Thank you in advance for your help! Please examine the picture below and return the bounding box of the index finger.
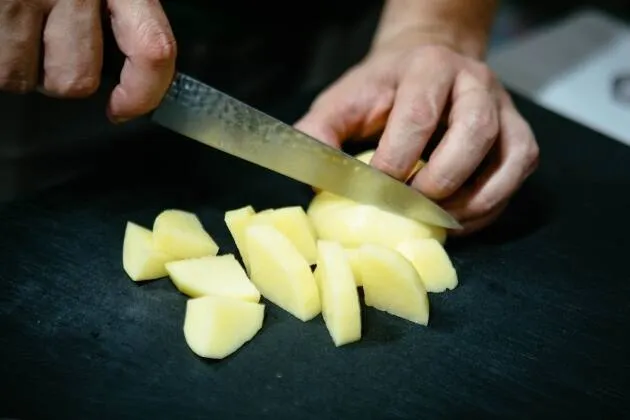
[106,0,177,122]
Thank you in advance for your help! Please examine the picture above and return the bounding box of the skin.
[0,0,177,122]
[0,0,539,235]
[295,0,540,235]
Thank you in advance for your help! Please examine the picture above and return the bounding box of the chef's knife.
[151,72,462,229]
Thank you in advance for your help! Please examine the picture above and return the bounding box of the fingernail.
[106,109,131,125]
[113,117,131,125]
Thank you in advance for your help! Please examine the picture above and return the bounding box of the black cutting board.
[1,92,629,419]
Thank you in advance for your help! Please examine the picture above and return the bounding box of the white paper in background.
[535,35,630,146]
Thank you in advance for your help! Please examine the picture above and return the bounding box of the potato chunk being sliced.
[355,149,425,181]
[314,241,361,347]
[224,205,256,271]
[344,248,363,287]
[396,238,458,293]
[183,295,265,359]
[307,191,446,249]
[358,244,429,326]
[249,206,318,265]
[165,254,261,302]
[122,222,176,281]
[246,224,321,321]
[153,209,219,259]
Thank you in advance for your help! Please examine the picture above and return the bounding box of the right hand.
[0,0,177,123]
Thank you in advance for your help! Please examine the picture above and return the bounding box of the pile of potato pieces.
[122,152,459,360]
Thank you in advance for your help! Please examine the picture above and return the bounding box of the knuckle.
[472,64,497,86]
[137,22,177,65]
[0,78,34,94]
[3,0,41,14]
[470,194,496,218]
[371,153,408,180]
[426,170,460,198]
[461,107,498,140]
[0,69,36,94]
[405,96,440,132]
[415,45,452,64]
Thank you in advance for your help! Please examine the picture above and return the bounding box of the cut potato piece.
[183,295,264,359]
[248,206,318,265]
[307,191,446,249]
[355,149,425,181]
[344,248,363,287]
[354,150,375,164]
[224,205,256,271]
[165,254,260,302]
[122,222,176,281]
[314,241,361,346]
[307,149,442,248]
[153,209,219,259]
[396,238,458,293]
[358,244,429,326]
[246,224,321,321]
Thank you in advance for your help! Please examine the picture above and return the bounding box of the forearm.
[371,0,499,59]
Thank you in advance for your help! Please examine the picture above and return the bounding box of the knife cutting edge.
[151,72,462,230]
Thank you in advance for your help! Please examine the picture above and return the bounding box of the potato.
[354,150,376,164]
[355,149,425,181]
[358,244,429,326]
[344,248,363,287]
[246,224,321,322]
[396,238,458,293]
[307,191,446,249]
[122,222,176,281]
[224,205,256,271]
[307,148,443,249]
[165,254,261,302]
[248,206,318,265]
[183,295,265,359]
[314,241,362,346]
[153,209,219,259]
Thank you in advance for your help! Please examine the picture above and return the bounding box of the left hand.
[295,38,540,235]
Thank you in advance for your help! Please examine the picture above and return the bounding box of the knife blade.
[151,72,462,229]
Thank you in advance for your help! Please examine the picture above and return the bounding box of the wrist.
[370,0,497,60]
[371,26,489,60]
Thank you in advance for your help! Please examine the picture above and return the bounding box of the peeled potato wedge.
[248,206,318,265]
[183,295,265,359]
[344,248,363,287]
[122,222,176,281]
[314,240,362,347]
[307,191,446,249]
[153,209,219,259]
[165,254,261,302]
[355,150,425,181]
[358,244,430,326]
[396,238,458,293]
[224,205,256,271]
[246,224,321,322]
[308,148,443,249]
